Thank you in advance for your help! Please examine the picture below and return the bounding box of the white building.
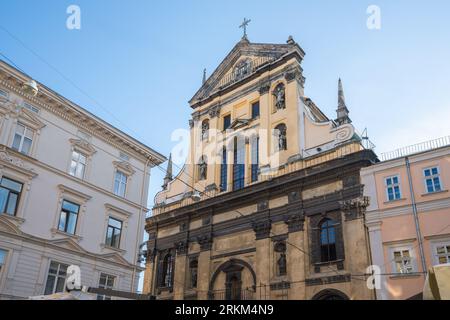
[0,61,165,299]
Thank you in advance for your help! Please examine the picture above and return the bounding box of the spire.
[162,153,173,190]
[202,68,207,85]
[336,78,351,125]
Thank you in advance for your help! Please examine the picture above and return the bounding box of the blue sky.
[1,1,450,289]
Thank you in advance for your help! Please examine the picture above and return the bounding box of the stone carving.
[0,151,34,173]
[175,241,188,255]
[257,200,269,212]
[277,253,287,276]
[201,120,209,140]
[284,213,305,233]
[199,157,207,180]
[288,191,300,203]
[197,235,212,251]
[273,84,286,110]
[208,104,221,118]
[252,220,272,240]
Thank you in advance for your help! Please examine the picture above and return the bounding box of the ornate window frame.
[111,161,135,199]
[8,108,45,158]
[100,203,131,254]
[67,139,96,181]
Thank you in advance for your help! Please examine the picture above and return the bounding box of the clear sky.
[1,0,450,290]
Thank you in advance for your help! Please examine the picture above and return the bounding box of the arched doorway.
[312,289,349,300]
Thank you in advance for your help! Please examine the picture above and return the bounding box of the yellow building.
[143,35,378,300]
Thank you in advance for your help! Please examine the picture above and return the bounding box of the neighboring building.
[0,60,165,299]
[143,35,378,300]
[362,137,450,300]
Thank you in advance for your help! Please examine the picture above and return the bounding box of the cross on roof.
[239,18,251,39]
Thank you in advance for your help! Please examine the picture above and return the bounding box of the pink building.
[362,137,450,300]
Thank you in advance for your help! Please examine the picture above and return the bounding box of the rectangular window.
[233,138,245,191]
[251,136,259,182]
[251,101,260,119]
[23,102,39,113]
[97,273,115,300]
[435,243,450,265]
[393,249,414,274]
[69,150,87,179]
[386,176,401,201]
[424,167,442,193]
[0,177,23,216]
[114,171,127,197]
[0,249,7,275]
[0,89,8,98]
[106,217,122,248]
[44,262,68,295]
[58,200,80,235]
[220,148,227,192]
[223,115,231,131]
[11,123,34,156]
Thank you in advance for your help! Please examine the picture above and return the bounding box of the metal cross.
[239,18,251,39]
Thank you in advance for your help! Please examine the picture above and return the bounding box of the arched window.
[189,259,198,288]
[272,83,286,110]
[161,253,174,288]
[274,124,287,151]
[320,219,337,262]
[201,120,209,141]
[198,156,207,181]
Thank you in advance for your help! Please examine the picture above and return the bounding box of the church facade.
[143,35,378,300]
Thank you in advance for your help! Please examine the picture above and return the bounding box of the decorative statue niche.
[275,123,287,151]
[273,83,286,110]
[198,156,208,181]
[201,119,209,141]
[274,241,287,276]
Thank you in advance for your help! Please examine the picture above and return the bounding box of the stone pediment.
[17,107,46,130]
[229,118,251,130]
[190,39,305,106]
[99,252,131,266]
[0,214,23,235]
[49,238,87,254]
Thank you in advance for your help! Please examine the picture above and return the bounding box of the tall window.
[223,115,231,131]
[97,273,116,300]
[160,253,174,288]
[220,147,227,192]
[320,219,337,262]
[58,200,80,235]
[251,101,260,119]
[114,171,127,197]
[386,176,401,201]
[106,217,122,248]
[189,259,198,288]
[44,262,68,295]
[233,138,245,191]
[0,177,23,216]
[69,150,87,179]
[11,123,34,155]
[393,249,414,274]
[434,243,450,265]
[0,249,7,275]
[251,136,259,183]
[274,124,287,151]
[424,167,442,193]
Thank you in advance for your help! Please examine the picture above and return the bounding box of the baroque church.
[143,32,378,300]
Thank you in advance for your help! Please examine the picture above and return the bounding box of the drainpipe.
[405,157,427,275]
[131,156,151,293]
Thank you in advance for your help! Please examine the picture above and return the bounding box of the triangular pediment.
[229,118,251,130]
[18,107,46,130]
[99,252,131,266]
[190,38,304,106]
[0,215,23,235]
[50,238,87,254]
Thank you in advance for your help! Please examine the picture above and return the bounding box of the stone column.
[142,254,156,295]
[173,241,188,300]
[252,220,272,300]
[367,221,388,300]
[285,213,306,299]
[196,235,212,300]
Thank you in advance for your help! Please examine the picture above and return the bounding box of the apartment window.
[69,150,87,179]
[251,136,259,182]
[0,249,7,275]
[424,167,442,193]
[386,176,401,201]
[114,171,127,197]
[0,177,23,216]
[44,262,68,295]
[97,273,115,300]
[251,101,260,119]
[0,89,8,98]
[393,249,414,274]
[58,200,80,235]
[320,219,337,263]
[106,217,122,248]
[232,137,245,191]
[220,147,227,192]
[23,102,39,113]
[434,242,450,265]
[223,115,231,131]
[11,123,34,155]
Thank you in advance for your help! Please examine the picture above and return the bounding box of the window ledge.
[314,259,344,267]
[50,228,82,241]
[0,213,25,224]
[383,198,407,204]
[422,190,448,197]
[100,243,126,255]
[389,273,423,280]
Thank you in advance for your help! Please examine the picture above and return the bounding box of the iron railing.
[379,136,450,162]
[209,288,255,301]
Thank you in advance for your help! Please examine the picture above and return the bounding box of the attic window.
[0,89,8,98]
[23,102,39,113]
[234,59,251,80]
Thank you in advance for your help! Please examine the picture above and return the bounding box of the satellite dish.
[191,191,201,202]
[23,79,38,97]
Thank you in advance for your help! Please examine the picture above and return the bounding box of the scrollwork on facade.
[284,213,305,233]
[197,235,213,251]
[252,220,272,240]
[339,196,370,221]
[174,241,188,255]
[208,103,221,118]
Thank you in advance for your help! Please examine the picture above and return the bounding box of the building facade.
[362,137,450,300]
[143,36,378,300]
[0,61,165,299]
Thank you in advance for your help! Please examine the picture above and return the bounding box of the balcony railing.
[209,288,255,301]
[379,136,450,162]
